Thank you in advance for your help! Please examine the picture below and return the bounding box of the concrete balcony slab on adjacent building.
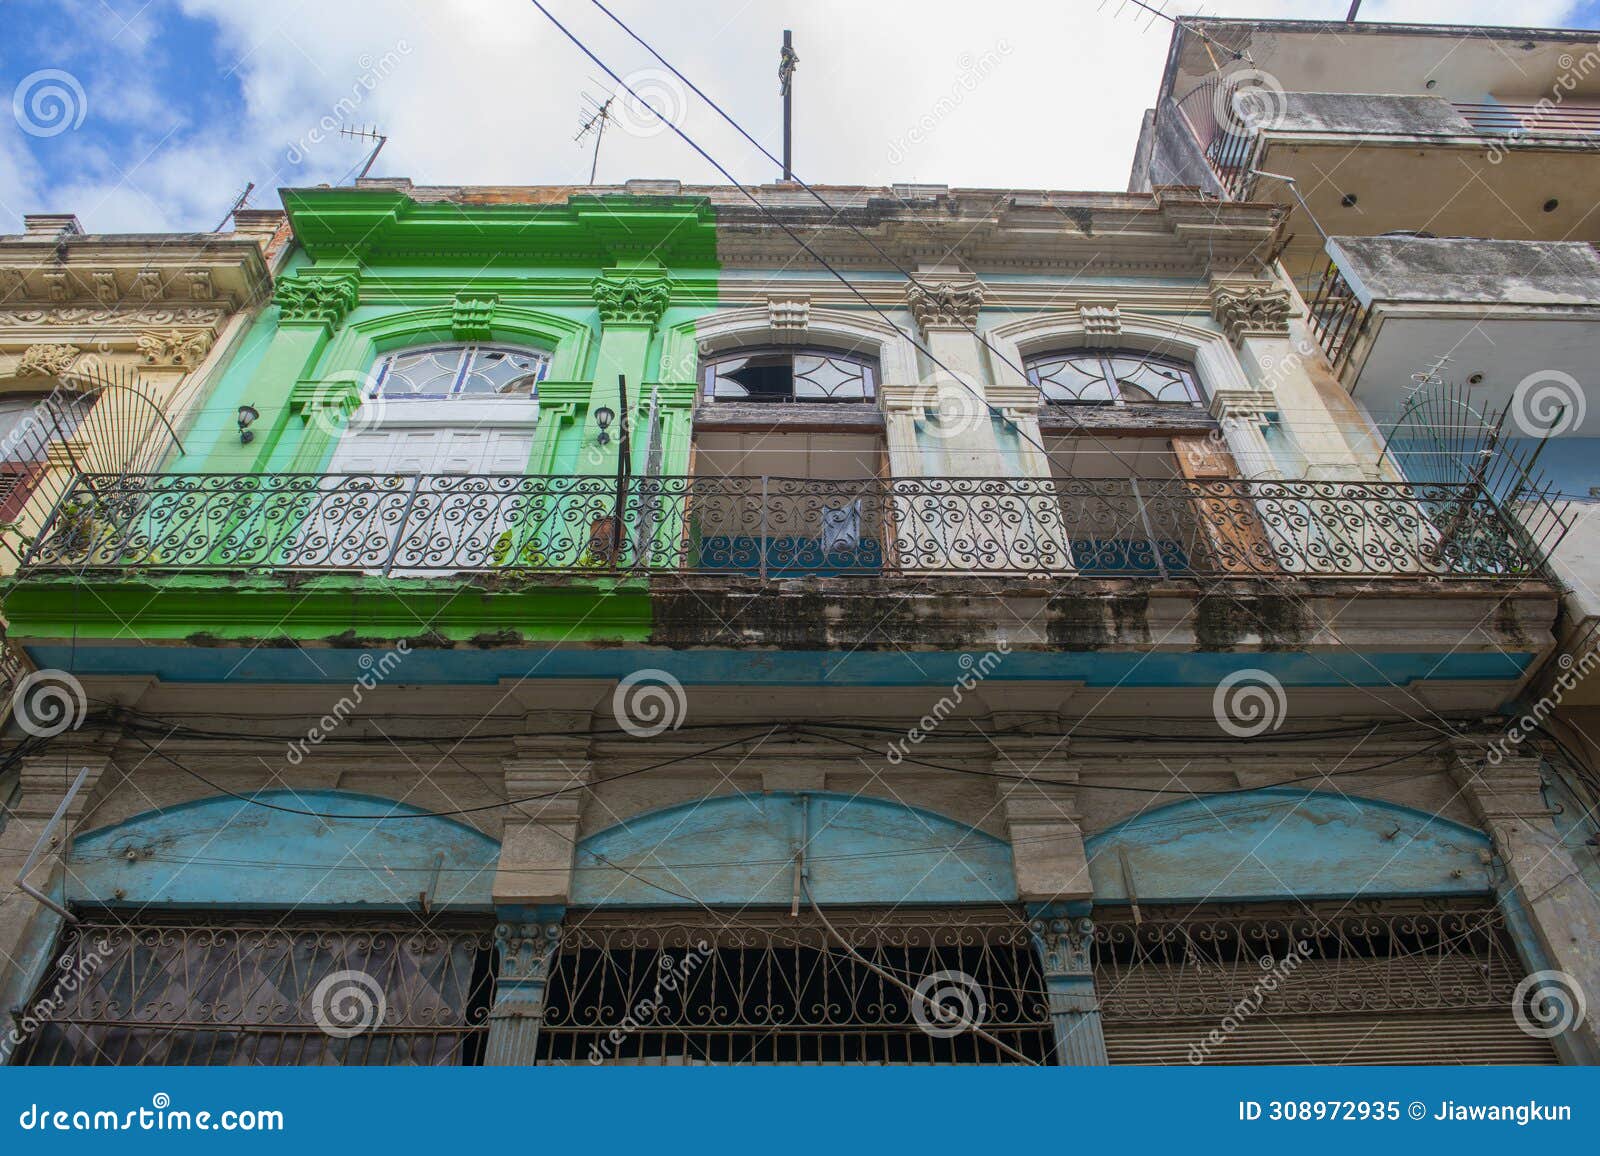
[1308,234,1600,424]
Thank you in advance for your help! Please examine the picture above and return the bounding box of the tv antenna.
[338,125,389,181]
[575,90,616,185]
[212,181,255,233]
[778,30,797,181]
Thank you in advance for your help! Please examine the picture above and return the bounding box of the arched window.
[369,344,550,401]
[702,347,878,403]
[1025,349,1202,407]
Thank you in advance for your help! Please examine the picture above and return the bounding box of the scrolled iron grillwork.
[537,910,1052,1065]
[1092,900,1524,1023]
[22,471,1548,580]
[10,916,496,1066]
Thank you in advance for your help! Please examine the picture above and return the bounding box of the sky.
[2,0,1599,234]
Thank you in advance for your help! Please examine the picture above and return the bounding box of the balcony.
[16,471,1552,583]
[1307,234,1600,422]
[1169,79,1600,268]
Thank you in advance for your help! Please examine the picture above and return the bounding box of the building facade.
[1,17,1597,1067]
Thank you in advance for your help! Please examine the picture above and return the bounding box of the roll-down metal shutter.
[1094,901,1559,1065]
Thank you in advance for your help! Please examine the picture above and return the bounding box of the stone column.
[585,267,671,479]
[1450,741,1600,1064]
[483,913,564,1065]
[905,276,997,478]
[1029,905,1108,1066]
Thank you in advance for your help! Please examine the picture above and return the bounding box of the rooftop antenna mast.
[779,30,798,181]
[212,181,255,233]
[575,90,617,185]
[338,125,389,181]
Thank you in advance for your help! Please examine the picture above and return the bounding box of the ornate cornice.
[906,279,985,330]
[592,274,670,327]
[1210,283,1293,347]
[273,272,360,330]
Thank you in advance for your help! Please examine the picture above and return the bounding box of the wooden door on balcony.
[314,423,536,573]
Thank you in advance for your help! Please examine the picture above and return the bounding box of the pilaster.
[1029,905,1108,1065]
[491,735,590,906]
[1449,740,1600,1063]
[483,911,564,1065]
[993,744,1090,902]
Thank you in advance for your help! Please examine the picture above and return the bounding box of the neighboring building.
[1,21,1597,1068]
[0,209,286,727]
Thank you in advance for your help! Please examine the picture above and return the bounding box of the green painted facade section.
[7,189,724,644]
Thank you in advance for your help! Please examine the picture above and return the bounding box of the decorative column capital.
[452,292,498,342]
[592,274,671,327]
[1029,913,1096,978]
[494,919,564,985]
[273,272,359,330]
[1209,282,1292,347]
[906,278,985,330]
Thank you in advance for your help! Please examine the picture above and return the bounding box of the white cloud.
[8,0,1587,231]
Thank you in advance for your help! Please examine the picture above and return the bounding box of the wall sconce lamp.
[593,405,614,445]
[237,403,259,444]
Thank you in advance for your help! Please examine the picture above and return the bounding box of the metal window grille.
[536,909,1053,1065]
[9,916,496,1066]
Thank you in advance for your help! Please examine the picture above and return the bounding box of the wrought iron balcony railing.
[20,472,1550,583]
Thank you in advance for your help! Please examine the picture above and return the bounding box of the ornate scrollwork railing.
[536,909,1052,1065]
[19,471,1546,581]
